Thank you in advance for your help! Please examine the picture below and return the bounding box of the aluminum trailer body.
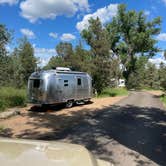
[28,68,92,107]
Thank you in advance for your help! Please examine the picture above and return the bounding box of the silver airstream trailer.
[28,67,92,107]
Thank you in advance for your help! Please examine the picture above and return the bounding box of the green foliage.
[0,32,37,88]
[106,4,161,85]
[161,94,166,106]
[81,17,111,93]
[144,62,160,89]
[44,56,65,69]
[44,41,93,74]
[18,37,37,83]
[126,58,161,90]
[98,88,128,97]
[10,48,25,87]
[0,87,27,112]
[71,43,93,72]
[159,63,166,91]
[0,24,11,56]
[0,24,12,86]
[126,56,148,89]
[164,50,166,60]
[0,125,5,132]
[0,56,13,86]
[56,42,73,60]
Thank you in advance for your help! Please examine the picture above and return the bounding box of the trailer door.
[76,76,84,99]
[57,76,74,102]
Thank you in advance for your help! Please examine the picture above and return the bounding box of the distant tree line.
[0,24,36,88]
[0,4,166,93]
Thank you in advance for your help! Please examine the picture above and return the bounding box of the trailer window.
[33,79,40,88]
[64,80,68,87]
[77,78,82,86]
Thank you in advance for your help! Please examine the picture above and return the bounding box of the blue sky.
[0,0,166,66]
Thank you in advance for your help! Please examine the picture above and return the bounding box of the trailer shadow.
[1,104,166,165]
[28,101,94,112]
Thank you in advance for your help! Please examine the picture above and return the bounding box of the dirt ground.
[0,96,125,139]
[0,91,165,166]
[144,90,164,96]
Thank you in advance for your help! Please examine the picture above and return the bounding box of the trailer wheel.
[66,100,73,108]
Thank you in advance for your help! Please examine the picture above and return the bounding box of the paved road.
[41,91,166,166]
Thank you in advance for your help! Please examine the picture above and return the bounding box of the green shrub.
[0,100,7,111]
[161,94,166,106]
[0,125,5,132]
[98,87,128,98]
[0,87,27,112]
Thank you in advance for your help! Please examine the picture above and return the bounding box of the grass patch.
[160,94,166,107]
[0,87,27,112]
[0,125,5,132]
[98,87,128,98]
[143,87,161,91]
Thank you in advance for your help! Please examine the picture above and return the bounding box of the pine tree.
[0,24,11,86]
[159,62,166,91]
[18,37,37,84]
[81,17,111,93]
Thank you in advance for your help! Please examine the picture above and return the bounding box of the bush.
[0,87,27,112]
[161,94,166,106]
[98,87,128,98]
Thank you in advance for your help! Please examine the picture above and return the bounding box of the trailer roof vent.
[56,67,71,71]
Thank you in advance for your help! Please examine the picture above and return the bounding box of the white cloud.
[60,33,76,41]
[149,51,166,67]
[149,57,166,67]
[156,33,166,41]
[162,0,166,5]
[49,32,58,39]
[144,10,150,16]
[0,0,18,5]
[37,58,50,67]
[76,3,118,32]
[20,28,35,39]
[34,47,57,67]
[20,0,89,23]
[34,47,56,56]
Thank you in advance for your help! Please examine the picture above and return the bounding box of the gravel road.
[50,91,166,166]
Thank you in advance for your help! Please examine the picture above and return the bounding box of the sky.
[0,0,166,67]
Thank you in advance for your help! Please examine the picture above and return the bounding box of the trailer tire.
[66,100,74,108]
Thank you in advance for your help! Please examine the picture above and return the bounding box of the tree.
[44,56,66,70]
[127,56,148,89]
[159,62,166,91]
[10,48,25,87]
[71,41,93,72]
[18,37,37,83]
[144,62,159,89]
[52,42,74,68]
[56,42,73,61]
[0,24,12,86]
[0,24,11,56]
[106,4,161,88]
[81,17,111,93]
[45,41,93,73]
[164,50,166,60]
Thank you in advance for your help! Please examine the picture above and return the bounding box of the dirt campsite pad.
[0,96,125,139]
[144,90,164,96]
